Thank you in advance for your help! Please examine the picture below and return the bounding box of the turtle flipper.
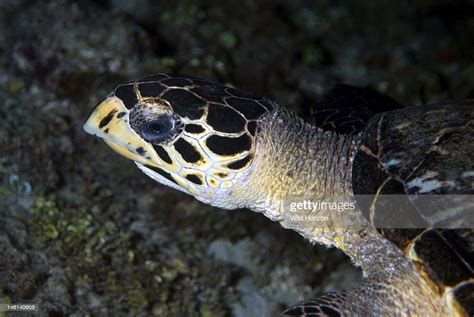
[282,291,351,317]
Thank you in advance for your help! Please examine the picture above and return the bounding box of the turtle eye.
[141,117,175,143]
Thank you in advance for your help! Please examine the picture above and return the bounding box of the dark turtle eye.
[141,117,176,143]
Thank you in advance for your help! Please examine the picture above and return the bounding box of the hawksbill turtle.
[83,73,473,316]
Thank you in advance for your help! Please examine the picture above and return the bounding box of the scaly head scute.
[84,73,274,205]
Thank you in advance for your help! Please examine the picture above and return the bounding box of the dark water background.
[0,1,473,316]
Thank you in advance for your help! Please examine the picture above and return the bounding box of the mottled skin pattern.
[84,73,473,316]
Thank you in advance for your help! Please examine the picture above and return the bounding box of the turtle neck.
[233,107,416,277]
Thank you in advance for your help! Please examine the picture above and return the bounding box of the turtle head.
[84,74,274,208]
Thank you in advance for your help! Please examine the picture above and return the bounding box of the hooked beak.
[83,96,161,167]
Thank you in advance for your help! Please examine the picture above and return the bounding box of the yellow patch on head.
[83,96,162,168]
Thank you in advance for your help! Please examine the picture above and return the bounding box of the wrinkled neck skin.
[237,107,401,274]
[230,107,444,315]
